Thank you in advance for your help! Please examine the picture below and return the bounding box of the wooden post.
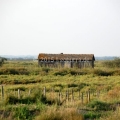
[18,89,20,99]
[65,90,67,102]
[60,91,62,99]
[14,89,16,96]
[28,89,31,96]
[58,90,61,105]
[88,90,90,102]
[78,89,80,100]
[71,89,74,102]
[97,90,100,98]
[1,86,4,100]
[43,87,46,97]
[86,91,88,98]
[66,90,69,102]
[67,90,69,101]
[92,90,95,96]
[81,92,83,104]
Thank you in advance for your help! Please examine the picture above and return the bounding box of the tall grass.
[0,60,120,119]
[35,107,84,120]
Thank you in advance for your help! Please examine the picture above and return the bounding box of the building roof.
[38,53,95,61]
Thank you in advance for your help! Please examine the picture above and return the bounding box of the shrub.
[0,68,29,75]
[87,100,112,111]
[93,69,113,76]
[54,70,68,76]
[84,111,101,119]
[13,106,33,120]
[69,70,87,75]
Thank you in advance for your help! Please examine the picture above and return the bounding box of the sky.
[0,0,120,56]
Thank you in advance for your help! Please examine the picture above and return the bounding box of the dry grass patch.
[35,107,84,120]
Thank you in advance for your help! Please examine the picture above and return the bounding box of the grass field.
[0,60,120,120]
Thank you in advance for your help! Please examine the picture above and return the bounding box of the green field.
[0,60,120,120]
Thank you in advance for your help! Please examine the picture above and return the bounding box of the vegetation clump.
[87,100,115,111]
[103,57,120,68]
[93,69,113,76]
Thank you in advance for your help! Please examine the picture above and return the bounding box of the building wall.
[38,60,94,68]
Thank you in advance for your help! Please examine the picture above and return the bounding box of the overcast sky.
[0,0,120,56]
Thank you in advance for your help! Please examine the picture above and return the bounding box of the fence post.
[81,92,83,104]
[28,89,31,96]
[58,90,61,105]
[43,87,46,97]
[88,90,90,102]
[66,90,69,102]
[1,85,4,100]
[14,89,16,96]
[71,89,74,102]
[67,90,69,101]
[18,89,20,99]
[92,90,95,96]
[97,90,100,98]
[78,89,80,100]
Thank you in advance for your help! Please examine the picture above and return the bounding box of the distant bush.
[93,69,113,76]
[54,69,88,76]
[0,68,29,75]
[103,58,120,68]
[69,70,87,75]
[54,69,68,76]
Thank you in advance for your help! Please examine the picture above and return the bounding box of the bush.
[54,70,68,76]
[87,100,112,111]
[13,106,33,120]
[0,68,29,75]
[69,70,87,75]
[93,69,113,76]
[84,111,101,119]
[54,69,88,76]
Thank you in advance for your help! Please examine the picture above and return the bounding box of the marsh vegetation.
[0,59,120,120]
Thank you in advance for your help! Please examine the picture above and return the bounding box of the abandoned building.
[38,53,95,68]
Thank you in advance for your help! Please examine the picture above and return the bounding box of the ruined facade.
[38,53,95,68]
